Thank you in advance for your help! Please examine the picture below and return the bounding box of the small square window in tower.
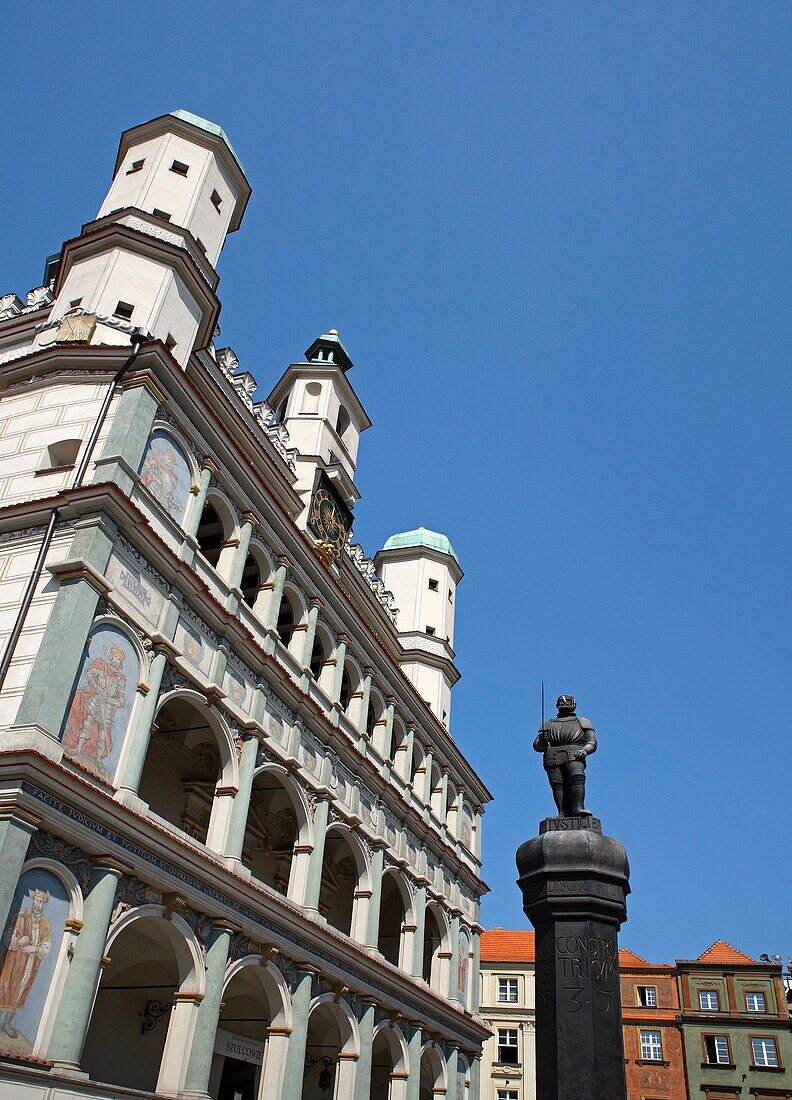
[170,159,189,176]
[211,189,223,212]
[428,578,438,591]
[113,301,134,320]
[126,158,145,174]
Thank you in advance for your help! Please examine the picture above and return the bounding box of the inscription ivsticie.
[540,815,602,834]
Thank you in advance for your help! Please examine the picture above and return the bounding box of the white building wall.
[0,381,108,506]
[0,528,74,727]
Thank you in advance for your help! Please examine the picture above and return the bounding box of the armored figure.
[533,694,597,816]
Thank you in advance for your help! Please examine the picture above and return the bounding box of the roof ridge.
[698,939,755,963]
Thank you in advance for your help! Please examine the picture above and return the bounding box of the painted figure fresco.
[0,868,69,1056]
[457,928,470,1005]
[62,626,138,782]
[138,430,192,523]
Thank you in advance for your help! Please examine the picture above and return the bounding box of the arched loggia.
[377,870,410,968]
[318,826,369,940]
[371,1022,409,1100]
[81,907,204,1095]
[241,766,311,901]
[138,692,236,851]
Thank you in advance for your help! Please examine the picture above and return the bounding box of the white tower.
[267,330,371,521]
[375,528,463,727]
[36,110,251,365]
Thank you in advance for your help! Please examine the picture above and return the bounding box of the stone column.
[471,929,481,1012]
[115,647,169,797]
[299,598,322,691]
[357,668,373,745]
[353,998,377,1100]
[445,1043,460,1100]
[448,913,461,1003]
[265,558,289,629]
[364,845,386,949]
[421,750,434,806]
[405,1023,423,1100]
[516,815,630,1100]
[468,1056,481,1100]
[279,965,317,1100]
[302,797,330,912]
[329,635,349,706]
[398,725,415,783]
[225,515,255,593]
[92,377,162,494]
[223,732,260,864]
[184,460,216,540]
[374,696,396,762]
[182,918,237,1095]
[13,525,113,737]
[47,857,128,1071]
[411,885,427,978]
[0,807,40,935]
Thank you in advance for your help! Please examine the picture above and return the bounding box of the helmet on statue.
[556,694,576,712]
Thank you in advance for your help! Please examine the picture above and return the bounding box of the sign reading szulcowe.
[213,1028,264,1065]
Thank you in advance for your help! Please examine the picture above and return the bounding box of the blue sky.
[1,3,790,966]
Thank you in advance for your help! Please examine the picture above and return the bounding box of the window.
[704,1035,731,1065]
[751,1036,779,1067]
[699,990,720,1011]
[497,1092,519,1100]
[113,301,134,320]
[38,438,81,473]
[746,991,767,1013]
[69,297,82,308]
[448,587,453,602]
[497,1029,518,1064]
[639,1030,663,1061]
[425,625,436,636]
[126,158,145,174]
[152,208,171,222]
[165,333,177,352]
[428,578,438,591]
[637,985,657,1007]
[170,159,189,176]
[210,188,222,212]
[498,977,519,1003]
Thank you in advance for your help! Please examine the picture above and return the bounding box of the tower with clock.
[267,329,370,562]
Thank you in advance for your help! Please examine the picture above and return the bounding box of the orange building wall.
[620,963,688,1100]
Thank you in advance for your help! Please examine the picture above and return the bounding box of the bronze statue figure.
[533,694,597,816]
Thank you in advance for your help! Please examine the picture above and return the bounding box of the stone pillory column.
[516,694,630,1100]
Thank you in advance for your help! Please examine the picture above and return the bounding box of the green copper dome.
[381,527,459,564]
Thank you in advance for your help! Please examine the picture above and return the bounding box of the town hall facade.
[0,110,490,1100]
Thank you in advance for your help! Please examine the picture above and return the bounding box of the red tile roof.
[697,940,755,964]
[481,929,535,962]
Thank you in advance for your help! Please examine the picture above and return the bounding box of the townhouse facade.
[0,110,491,1100]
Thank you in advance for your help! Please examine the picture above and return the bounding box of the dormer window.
[170,160,189,177]
[210,189,222,212]
[126,158,145,174]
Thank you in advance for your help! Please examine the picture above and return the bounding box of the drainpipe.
[0,328,149,694]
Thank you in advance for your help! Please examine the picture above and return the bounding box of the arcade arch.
[81,908,203,1095]
[138,692,235,851]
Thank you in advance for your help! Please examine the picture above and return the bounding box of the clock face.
[309,487,349,558]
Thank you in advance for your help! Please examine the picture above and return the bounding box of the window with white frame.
[497,1028,519,1064]
[745,991,767,1013]
[699,989,720,1010]
[704,1035,731,1064]
[639,1030,663,1061]
[637,985,657,1007]
[498,977,519,1003]
[497,1092,519,1100]
[751,1036,779,1067]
